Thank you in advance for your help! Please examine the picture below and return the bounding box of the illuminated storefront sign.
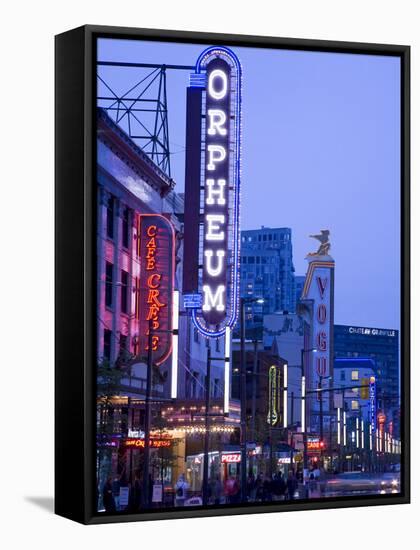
[267,365,280,426]
[369,376,377,432]
[138,214,174,365]
[221,452,241,463]
[277,457,292,464]
[348,326,396,337]
[185,46,242,338]
[307,437,325,451]
[124,438,172,449]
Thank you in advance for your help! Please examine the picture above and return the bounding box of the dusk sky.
[98,38,401,330]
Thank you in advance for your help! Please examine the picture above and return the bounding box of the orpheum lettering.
[202,57,231,325]
[138,215,174,365]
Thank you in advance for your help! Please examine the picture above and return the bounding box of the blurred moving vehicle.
[325,471,400,496]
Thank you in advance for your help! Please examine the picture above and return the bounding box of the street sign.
[334,392,343,408]
[185,496,203,506]
[119,486,130,507]
[361,378,369,400]
[152,484,163,503]
[183,293,202,309]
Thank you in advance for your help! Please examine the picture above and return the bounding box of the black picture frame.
[55,24,410,525]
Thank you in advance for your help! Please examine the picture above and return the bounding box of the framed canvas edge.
[55,25,410,525]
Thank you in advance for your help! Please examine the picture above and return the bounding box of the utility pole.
[290,391,294,426]
[319,377,323,442]
[251,339,258,442]
[240,298,247,502]
[202,348,211,506]
[301,349,308,493]
[269,381,273,480]
[142,319,153,508]
[319,376,324,466]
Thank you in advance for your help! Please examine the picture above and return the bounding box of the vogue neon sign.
[189,47,242,337]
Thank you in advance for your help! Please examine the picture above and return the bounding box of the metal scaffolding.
[97,61,193,177]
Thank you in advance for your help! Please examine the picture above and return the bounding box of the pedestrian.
[224,475,240,503]
[272,472,286,501]
[174,474,189,507]
[286,470,298,500]
[308,472,320,498]
[130,474,141,512]
[102,476,116,512]
[262,474,273,501]
[111,474,122,511]
[148,474,154,507]
[246,472,256,502]
[255,473,264,501]
[210,476,223,505]
[318,466,327,497]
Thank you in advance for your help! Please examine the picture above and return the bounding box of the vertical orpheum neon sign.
[138,214,175,365]
[186,46,242,338]
[202,57,230,325]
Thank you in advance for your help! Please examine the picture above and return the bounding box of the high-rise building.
[334,324,399,435]
[295,275,306,304]
[240,227,296,333]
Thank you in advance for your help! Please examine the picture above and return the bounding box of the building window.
[120,334,127,357]
[192,372,198,398]
[104,329,112,361]
[351,370,359,381]
[134,277,140,320]
[105,262,113,308]
[340,370,345,381]
[122,207,130,249]
[106,196,114,239]
[351,400,359,410]
[120,270,129,314]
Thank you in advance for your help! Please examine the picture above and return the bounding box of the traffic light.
[361,378,369,400]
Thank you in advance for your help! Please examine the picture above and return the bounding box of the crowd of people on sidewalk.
[99,466,327,512]
[245,470,300,502]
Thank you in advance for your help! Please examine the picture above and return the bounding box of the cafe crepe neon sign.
[124,438,172,449]
[191,46,242,338]
[138,214,175,365]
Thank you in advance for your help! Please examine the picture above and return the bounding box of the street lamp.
[283,363,288,429]
[317,374,332,448]
[240,296,264,503]
[300,347,317,491]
